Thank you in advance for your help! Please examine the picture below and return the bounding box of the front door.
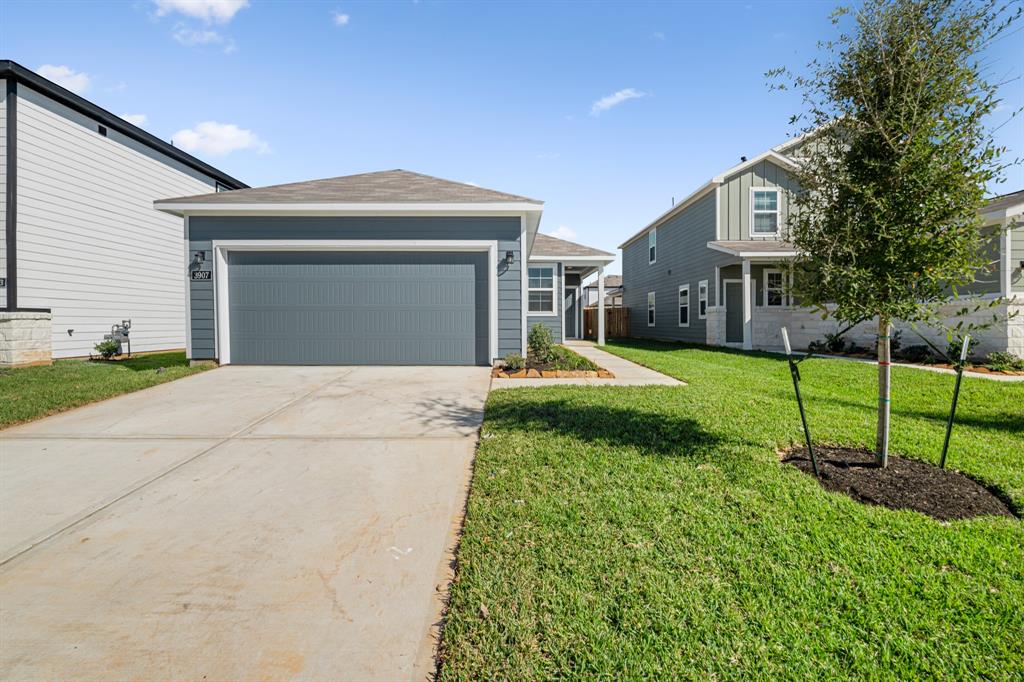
[564,287,578,339]
[725,281,743,344]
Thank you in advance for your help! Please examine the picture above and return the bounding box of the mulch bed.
[783,445,1017,521]
[807,352,1024,376]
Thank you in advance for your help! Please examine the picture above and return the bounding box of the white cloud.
[536,152,561,160]
[173,25,236,52]
[172,121,268,156]
[548,225,578,241]
[121,113,148,126]
[590,88,647,116]
[154,0,249,23]
[332,11,350,26]
[36,65,91,94]
[653,31,666,40]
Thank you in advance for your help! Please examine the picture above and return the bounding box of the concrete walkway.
[491,340,683,388]
[0,365,491,681]
[764,349,1024,382]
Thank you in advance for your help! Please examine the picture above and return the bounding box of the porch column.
[597,266,606,346]
[742,258,752,350]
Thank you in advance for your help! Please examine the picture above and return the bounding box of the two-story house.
[619,138,1023,357]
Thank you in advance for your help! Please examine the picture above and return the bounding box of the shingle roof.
[984,189,1024,214]
[532,233,614,258]
[603,275,623,288]
[158,169,541,204]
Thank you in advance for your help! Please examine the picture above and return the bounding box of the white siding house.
[0,61,245,365]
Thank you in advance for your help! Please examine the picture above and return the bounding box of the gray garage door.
[228,251,488,365]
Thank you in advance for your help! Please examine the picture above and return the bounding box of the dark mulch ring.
[783,445,1018,521]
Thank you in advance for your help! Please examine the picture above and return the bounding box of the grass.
[0,352,213,428]
[440,340,1024,680]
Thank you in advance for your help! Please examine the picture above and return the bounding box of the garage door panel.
[228,251,488,365]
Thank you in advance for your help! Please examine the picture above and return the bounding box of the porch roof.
[707,240,798,259]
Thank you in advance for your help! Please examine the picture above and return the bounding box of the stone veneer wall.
[704,306,727,347]
[0,312,53,367]
[748,297,1021,357]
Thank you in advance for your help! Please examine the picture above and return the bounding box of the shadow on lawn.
[778,389,1024,434]
[116,352,190,372]
[484,396,721,457]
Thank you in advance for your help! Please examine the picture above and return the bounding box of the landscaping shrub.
[986,351,1024,372]
[548,346,599,371]
[527,323,555,363]
[503,352,525,371]
[947,336,978,364]
[898,345,938,364]
[93,339,121,359]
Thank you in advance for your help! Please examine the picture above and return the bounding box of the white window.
[678,284,690,327]
[647,292,656,326]
[698,280,708,319]
[751,189,780,235]
[764,269,786,307]
[648,228,657,264]
[528,266,556,314]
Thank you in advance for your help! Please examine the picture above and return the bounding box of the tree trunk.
[875,319,891,467]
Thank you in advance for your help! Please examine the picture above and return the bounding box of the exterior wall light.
[505,250,515,265]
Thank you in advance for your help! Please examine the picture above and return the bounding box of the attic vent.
[97,125,108,137]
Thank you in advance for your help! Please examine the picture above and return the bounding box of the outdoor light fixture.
[194,250,205,263]
[505,250,515,265]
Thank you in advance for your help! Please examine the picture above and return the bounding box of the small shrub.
[824,331,846,353]
[548,346,600,371]
[985,351,1024,372]
[527,323,555,363]
[93,339,121,359]
[898,345,938,364]
[503,352,525,371]
[946,336,978,364]
[890,329,903,353]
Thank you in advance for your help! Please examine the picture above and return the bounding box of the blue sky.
[3,0,1022,275]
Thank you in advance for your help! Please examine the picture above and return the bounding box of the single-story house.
[619,134,1023,357]
[583,275,623,307]
[0,60,246,367]
[155,170,614,366]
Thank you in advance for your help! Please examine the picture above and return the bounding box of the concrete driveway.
[0,365,491,681]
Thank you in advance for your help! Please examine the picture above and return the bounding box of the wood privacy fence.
[584,307,629,339]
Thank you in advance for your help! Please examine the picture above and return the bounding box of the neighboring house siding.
[0,79,6,309]
[623,192,722,342]
[187,216,523,360]
[14,87,218,357]
[1013,222,1024,293]
[526,262,562,344]
[718,159,800,240]
[958,225,1003,296]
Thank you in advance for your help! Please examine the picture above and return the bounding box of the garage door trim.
[211,239,498,365]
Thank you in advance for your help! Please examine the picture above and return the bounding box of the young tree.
[772,0,1020,466]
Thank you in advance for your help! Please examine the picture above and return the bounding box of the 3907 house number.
[190,270,212,281]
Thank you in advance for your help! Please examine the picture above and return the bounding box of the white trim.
[528,254,615,264]
[715,185,721,240]
[647,291,656,327]
[712,150,799,184]
[698,279,709,320]
[520,217,528,355]
[677,284,691,327]
[527,263,557,316]
[183,216,192,360]
[597,266,605,345]
[559,264,566,335]
[763,268,786,307]
[1002,220,1013,298]
[209,239,499,365]
[750,187,780,237]
[707,241,798,259]
[741,259,752,350]
[714,266,721,307]
[649,228,657,264]
[155,201,544,216]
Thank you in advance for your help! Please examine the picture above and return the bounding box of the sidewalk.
[491,341,683,389]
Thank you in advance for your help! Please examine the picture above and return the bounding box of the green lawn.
[0,352,212,428]
[440,340,1023,680]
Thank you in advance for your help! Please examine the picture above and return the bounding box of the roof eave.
[154,201,545,217]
